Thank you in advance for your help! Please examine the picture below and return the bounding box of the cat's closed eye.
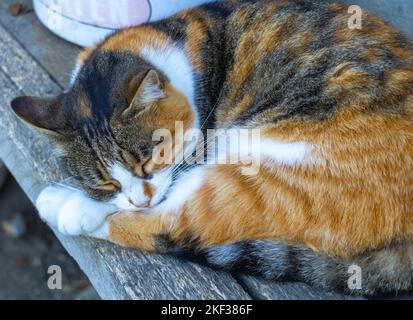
[121,150,138,167]
[96,180,121,193]
[134,161,153,180]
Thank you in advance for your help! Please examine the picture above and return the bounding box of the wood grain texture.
[237,275,364,300]
[0,0,81,87]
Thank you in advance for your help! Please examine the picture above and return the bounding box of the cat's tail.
[199,240,413,296]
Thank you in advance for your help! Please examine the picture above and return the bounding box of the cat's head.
[10,50,196,211]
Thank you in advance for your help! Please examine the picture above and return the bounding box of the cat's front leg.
[36,186,118,237]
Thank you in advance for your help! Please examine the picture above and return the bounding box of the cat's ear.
[123,70,165,117]
[10,95,67,134]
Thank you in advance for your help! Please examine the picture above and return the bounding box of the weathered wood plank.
[0,0,80,87]
[237,275,363,300]
[0,23,251,300]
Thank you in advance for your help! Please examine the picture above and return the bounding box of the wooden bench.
[0,0,411,300]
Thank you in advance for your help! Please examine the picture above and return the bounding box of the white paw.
[36,186,117,238]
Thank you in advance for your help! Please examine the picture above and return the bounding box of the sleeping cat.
[10,0,413,295]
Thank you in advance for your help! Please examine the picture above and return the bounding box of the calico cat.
[10,0,413,295]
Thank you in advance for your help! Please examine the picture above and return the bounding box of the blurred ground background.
[0,0,98,300]
[0,173,98,299]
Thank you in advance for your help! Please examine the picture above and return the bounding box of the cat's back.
[216,0,413,127]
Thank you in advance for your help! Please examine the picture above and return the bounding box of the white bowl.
[33,0,215,47]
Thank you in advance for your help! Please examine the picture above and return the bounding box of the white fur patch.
[155,166,205,213]
[259,138,312,165]
[36,186,117,238]
[90,221,110,240]
[109,163,150,211]
[140,45,199,129]
[149,167,174,207]
[211,127,313,171]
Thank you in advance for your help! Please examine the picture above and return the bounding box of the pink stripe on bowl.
[39,0,151,29]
